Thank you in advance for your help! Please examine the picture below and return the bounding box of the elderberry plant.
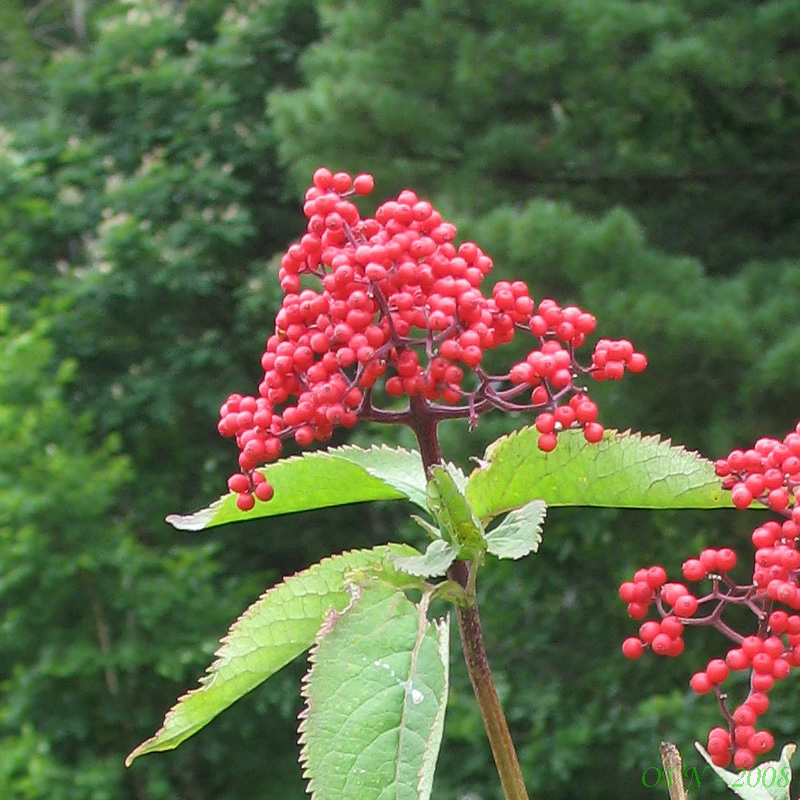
[126,170,797,800]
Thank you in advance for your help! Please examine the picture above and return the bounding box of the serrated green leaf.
[466,427,733,521]
[167,445,427,531]
[393,539,458,577]
[485,500,547,560]
[695,742,795,800]
[300,582,449,800]
[427,464,486,555]
[125,544,417,765]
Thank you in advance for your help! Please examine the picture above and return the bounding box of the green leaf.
[167,445,427,531]
[125,544,417,765]
[695,742,795,799]
[392,539,459,578]
[466,428,732,521]
[300,582,449,800]
[427,464,486,556]
[485,500,547,560]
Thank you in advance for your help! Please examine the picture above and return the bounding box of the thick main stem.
[408,400,529,800]
[450,562,530,800]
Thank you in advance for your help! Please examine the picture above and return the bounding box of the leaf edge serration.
[167,444,426,531]
[125,544,416,766]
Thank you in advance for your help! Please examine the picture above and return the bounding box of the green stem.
[450,561,530,800]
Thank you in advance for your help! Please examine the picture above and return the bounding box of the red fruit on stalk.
[651,633,676,656]
[733,705,756,726]
[748,731,774,755]
[682,558,706,581]
[622,638,645,659]
[690,672,712,694]
[220,169,644,507]
[734,748,756,770]
[621,419,800,770]
[725,648,750,670]
[706,659,729,684]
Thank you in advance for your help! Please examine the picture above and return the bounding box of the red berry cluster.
[620,421,800,770]
[220,168,645,509]
[716,427,800,518]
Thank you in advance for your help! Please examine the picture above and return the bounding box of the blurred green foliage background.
[1,1,799,798]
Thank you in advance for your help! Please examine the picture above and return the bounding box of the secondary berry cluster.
[620,422,800,770]
[220,168,646,509]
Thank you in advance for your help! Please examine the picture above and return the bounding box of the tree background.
[1,1,799,798]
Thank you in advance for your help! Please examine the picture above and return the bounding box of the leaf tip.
[166,503,219,531]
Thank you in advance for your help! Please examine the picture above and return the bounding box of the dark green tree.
[270,0,800,270]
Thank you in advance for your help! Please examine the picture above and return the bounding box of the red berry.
[651,633,674,656]
[731,486,754,509]
[706,659,729,684]
[622,637,645,659]
[583,422,604,443]
[752,652,774,674]
[772,658,791,680]
[741,636,764,658]
[537,433,558,452]
[699,548,719,571]
[618,581,636,603]
[627,352,647,372]
[690,672,712,694]
[627,602,649,619]
[646,566,667,588]
[632,581,653,603]
[748,730,774,755]
[228,473,250,494]
[707,735,730,756]
[711,750,732,768]
[666,637,684,657]
[725,648,750,670]
[353,173,375,194]
[751,672,775,692]
[638,621,661,643]
[735,726,756,748]
[763,636,784,659]
[236,493,255,511]
[733,748,756,770]
[660,616,684,638]
[717,548,737,572]
[682,559,706,581]
[662,583,690,606]
[254,481,274,502]
[673,594,699,617]
[733,705,757,726]
[769,610,789,634]
[312,167,332,188]
[747,693,770,715]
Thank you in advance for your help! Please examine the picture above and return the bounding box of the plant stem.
[450,561,530,800]
[408,402,529,800]
[407,395,442,471]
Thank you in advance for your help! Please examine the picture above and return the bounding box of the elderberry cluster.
[620,422,800,770]
[220,168,646,509]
